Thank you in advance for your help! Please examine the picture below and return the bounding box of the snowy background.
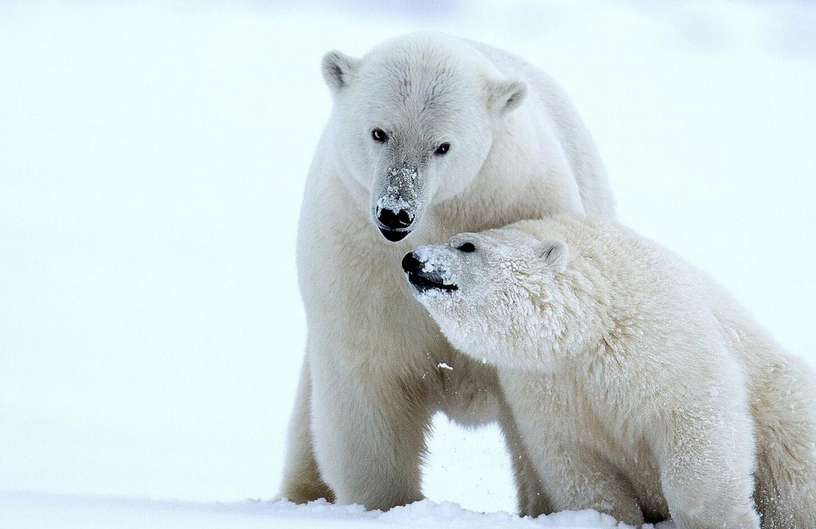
[1,1,815,527]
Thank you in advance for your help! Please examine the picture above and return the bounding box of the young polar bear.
[403,215,816,529]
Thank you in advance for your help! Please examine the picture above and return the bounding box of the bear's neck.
[532,257,620,370]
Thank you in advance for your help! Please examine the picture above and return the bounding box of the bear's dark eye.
[456,242,476,253]
[371,128,388,143]
[434,142,451,156]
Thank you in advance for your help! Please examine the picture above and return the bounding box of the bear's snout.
[376,207,414,242]
[401,252,422,274]
[402,251,458,294]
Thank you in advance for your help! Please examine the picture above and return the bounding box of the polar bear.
[404,215,816,529]
[280,32,615,512]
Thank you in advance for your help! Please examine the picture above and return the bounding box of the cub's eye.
[456,242,476,253]
[371,128,388,143]
[434,142,451,156]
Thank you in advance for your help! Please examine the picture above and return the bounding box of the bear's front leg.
[656,403,760,529]
[537,447,645,527]
[279,353,335,504]
[309,339,431,511]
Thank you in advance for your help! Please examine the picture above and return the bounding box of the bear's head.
[321,33,528,242]
[402,224,580,371]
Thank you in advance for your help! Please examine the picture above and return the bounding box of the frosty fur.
[280,32,614,512]
[411,215,816,529]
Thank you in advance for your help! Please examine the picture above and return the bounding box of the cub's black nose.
[402,250,458,293]
[402,251,422,273]
[377,208,413,231]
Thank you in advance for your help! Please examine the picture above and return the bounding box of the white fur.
[412,216,816,529]
[280,32,614,513]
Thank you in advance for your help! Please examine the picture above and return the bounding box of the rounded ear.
[534,240,568,271]
[321,51,361,94]
[486,78,528,117]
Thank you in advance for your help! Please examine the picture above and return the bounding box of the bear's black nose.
[377,207,413,231]
[402,252,422,274]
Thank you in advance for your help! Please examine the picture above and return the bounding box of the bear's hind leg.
[752,357,816,529]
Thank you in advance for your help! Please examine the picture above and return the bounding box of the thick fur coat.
[281,32,614,513]
[408,216,816,529]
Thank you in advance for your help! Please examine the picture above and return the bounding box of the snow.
[379,164,421,215]
[415,244,458,285]
[0,492,671,529]
[0,0,814,528]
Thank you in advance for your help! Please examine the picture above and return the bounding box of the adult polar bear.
[281,32,615,512]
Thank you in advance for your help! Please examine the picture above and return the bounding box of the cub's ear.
[534,240,568,271]
[321,51,361,94]
[486,78,528,117]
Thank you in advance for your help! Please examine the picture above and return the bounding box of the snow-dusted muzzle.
[401,246,459,295]
[372,163,424,242]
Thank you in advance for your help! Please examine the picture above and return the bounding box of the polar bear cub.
[402,215,816,529]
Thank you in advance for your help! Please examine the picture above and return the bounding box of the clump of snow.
[377,164,421,215]
[376,194,412,218]
[414,245,457,286]
[437,362,454,371]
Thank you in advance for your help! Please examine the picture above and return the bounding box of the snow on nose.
[414,245,456,286]
[379,164,419,211]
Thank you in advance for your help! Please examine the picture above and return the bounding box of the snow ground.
[0,0,815,527]
[1,492,672,529]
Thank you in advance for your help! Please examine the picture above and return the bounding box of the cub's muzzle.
[402,251,458,293]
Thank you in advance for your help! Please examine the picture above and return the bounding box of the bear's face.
[321,38,527,242]
[402,228,569,366]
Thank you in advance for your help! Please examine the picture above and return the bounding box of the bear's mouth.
[378,227,411,242]
[406,272,458,293]
[402,251,458,295]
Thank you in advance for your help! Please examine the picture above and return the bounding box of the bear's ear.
[321,51,361,94]
[534,240,568,271]
[486,78,528,117]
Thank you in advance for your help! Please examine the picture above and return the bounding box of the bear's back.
[463,39,615,218]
